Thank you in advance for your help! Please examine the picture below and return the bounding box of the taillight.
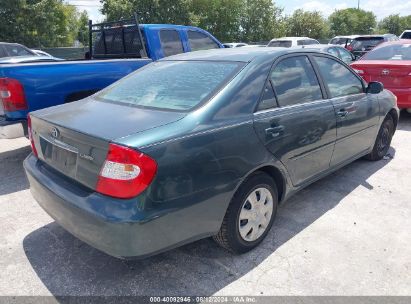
[27,114,38,157]
[0,78,27,111]
[96,143,157,199]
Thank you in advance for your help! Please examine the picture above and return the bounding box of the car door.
[253,55,337,187]
[312,55,380,166]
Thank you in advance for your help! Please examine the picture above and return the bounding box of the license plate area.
[39,135,78,178]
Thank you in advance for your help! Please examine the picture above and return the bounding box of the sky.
[67,0,411,22]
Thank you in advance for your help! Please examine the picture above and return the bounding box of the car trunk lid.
[30,98,185,190]
[352,60,411,88]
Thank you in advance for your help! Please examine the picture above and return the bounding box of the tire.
[213,172,278,254]
[365,115,395,161]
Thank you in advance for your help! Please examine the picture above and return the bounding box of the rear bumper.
[0,117,27,139]
[23,154,220,259]
[387,87,411,109]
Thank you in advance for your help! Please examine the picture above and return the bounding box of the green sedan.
[24,47,399,258]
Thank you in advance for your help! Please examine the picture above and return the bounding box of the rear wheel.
[365,115,394,161]
[213,172,278,254]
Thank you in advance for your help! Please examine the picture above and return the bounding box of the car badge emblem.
[382,69,390,75]
[51,127,59,138]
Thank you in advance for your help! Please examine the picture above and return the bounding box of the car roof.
[162,47,322,62]
[372,39,411,49]
[270,37,314,41]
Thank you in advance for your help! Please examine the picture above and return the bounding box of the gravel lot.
[0,113,410,297]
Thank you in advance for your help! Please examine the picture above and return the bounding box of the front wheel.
[213,172,278,254]
[365,115,395,161]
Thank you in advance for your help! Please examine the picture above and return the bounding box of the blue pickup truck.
[0,20,223,138]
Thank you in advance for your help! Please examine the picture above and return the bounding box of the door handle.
[336,109,349,118]
[265,125,284,137]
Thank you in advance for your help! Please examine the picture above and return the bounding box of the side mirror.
[366,81,384,94]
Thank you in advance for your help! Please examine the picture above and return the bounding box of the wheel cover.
[238,187,273,242]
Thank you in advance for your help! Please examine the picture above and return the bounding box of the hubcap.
[238,187,273,242]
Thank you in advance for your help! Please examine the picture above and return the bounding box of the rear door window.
[401,32,411,39]
[268,41,292,47]
[314,56,364,98]
[270,56,323,107]
[188,31,220,51]
[159,30,184,57]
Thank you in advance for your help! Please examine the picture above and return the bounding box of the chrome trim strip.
[39,135,79,154]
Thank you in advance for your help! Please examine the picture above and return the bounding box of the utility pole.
[357,0,360,9]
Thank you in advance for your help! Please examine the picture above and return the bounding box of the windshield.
[96,61,244,111]
[351,37,384,51]
[401,32,411,39]
[268,40,292,47]
[362,44,411,60]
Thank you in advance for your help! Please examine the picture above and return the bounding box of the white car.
[400,30,411,39]
[267,37,319,48]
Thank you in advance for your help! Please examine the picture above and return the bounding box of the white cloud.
[299,1,349,17]
[67,0,103,22]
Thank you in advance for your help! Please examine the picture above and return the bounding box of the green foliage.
[378,14,411,36]
[329,8,377,36]
[285,9,329,39]
[101,0,285,42]
[0,0,89,48]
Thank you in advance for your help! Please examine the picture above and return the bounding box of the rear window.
[297,39,319,46]
[350,37,384,51]
[268,41,292,47]
[97,61,244,111]
[401,32,411,39]
[330,38,351,45]
[362,44,411,60]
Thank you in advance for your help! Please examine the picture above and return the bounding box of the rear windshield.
[268,41,292,47]
[297,39,319,45]
[330,38,352,45]
[401,32,411,39]
[350,37,384,51]
[96,61,244,111]
[362,43,411,60]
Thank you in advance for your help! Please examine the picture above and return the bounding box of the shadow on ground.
[0,145,31,196]
[23,144,396,297]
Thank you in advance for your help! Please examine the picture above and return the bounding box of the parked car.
[399,30,411,39]
[347,34,399,58]
[351,40,411,112]
[24,47,399,259]
[328,35,359,47]
[267,37,319,47]
[0,19,223,139]
[302,44,356,64]
[223,43,248,48]
[0,42,62,62]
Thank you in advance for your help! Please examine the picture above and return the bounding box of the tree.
[240,0,285,42]
[0,0,88,47]
[378,14,411,35]
[101,0,191,25]
[285,9,328,40]
[189,0,243,42]
[328,8,376,36]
